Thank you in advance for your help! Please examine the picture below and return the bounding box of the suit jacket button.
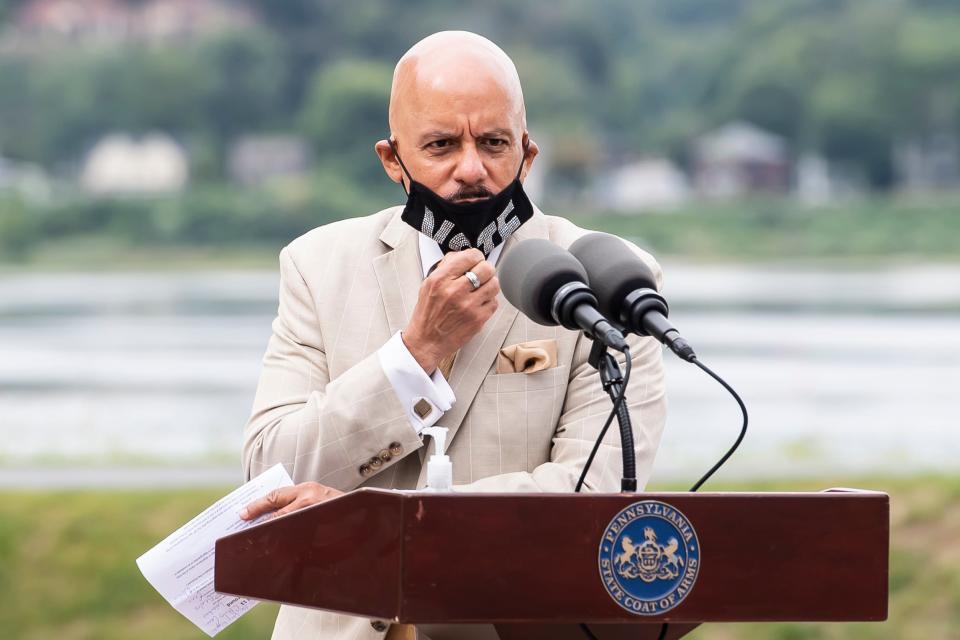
[371,620,388,632]
[359,463,373,477]
[389,441,403,456]
[369,456,383,469]
[378,449,392,463]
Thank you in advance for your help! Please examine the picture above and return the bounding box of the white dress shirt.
[378,233,505,434]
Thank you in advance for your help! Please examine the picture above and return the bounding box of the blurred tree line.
[1,0,959,262]
[1,0,959,188]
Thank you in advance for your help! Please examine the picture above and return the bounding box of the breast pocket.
[465,364,570,478]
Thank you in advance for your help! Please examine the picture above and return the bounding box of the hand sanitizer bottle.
[421,426,452,492]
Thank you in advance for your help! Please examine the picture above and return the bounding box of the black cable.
[687,357,749,492]
[574,346,632,493]
[574,409,615,494]
[577,352,747,494]
[580,352,747,640]
[652,356,747,640]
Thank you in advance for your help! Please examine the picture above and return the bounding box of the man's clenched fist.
[402,248,500,374]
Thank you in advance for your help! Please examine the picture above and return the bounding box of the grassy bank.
[0,475,957,639]
[2,193,959,270]
[566,195,960,263]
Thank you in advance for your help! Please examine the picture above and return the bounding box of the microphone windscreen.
[498,239,588,326]
[568,233,657,321]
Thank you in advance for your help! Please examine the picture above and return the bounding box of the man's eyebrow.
[417,130,458,145]
[415,129,515,145]
[481,128,514,140]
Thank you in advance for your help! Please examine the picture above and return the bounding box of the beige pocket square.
[497,339,559,374]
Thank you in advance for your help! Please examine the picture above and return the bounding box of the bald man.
[240,31,667,640]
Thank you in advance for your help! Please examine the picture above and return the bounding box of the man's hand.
[402,248,500,373]
[239,482,343,521]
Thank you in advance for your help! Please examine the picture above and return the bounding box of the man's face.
[378,54,536,203]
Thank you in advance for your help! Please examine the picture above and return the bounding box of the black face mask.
[390,139,534,256]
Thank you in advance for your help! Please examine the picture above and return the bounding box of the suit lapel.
[372,209,422,336]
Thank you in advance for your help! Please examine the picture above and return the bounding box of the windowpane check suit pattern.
[242,205,668,640]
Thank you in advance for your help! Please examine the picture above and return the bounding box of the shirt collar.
[417,233,505,278]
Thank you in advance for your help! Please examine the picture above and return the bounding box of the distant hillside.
[1,0,958,190]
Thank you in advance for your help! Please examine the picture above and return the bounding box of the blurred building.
[602,158,690,213]
[793,153,867,205]
[693,121,790,198]
[6,0,254,48]
[227,135,312,187]
[894,134,960,193]
[80,132,188,195]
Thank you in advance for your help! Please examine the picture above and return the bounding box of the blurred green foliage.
[0,27,285,176]
[2,191,958,266]
[572,197,960,262]
[2,0,960,186]
[2,0,959,265]
[0,475,956,639]
[0,175,393,264]
[299,59,394,186]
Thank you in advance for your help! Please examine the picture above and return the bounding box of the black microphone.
[569,233,696,362]
[498,239,628,352]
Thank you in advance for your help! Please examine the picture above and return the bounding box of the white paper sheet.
[136,463,294,636]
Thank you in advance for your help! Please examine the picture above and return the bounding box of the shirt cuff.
[378,331,456,433]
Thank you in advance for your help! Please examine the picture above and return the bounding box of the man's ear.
[375,139,404,186]
[520,133,539,182]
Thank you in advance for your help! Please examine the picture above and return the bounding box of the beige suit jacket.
[242,205,667,640]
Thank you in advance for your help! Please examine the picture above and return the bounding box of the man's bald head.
[388,31,527,138]
[375,31,538,200]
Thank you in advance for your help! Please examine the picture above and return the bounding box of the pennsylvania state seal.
[598,500,700,615]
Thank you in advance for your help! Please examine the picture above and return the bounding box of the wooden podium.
[214,488,888,639]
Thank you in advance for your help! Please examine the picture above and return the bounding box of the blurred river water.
[0,263,957,487]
